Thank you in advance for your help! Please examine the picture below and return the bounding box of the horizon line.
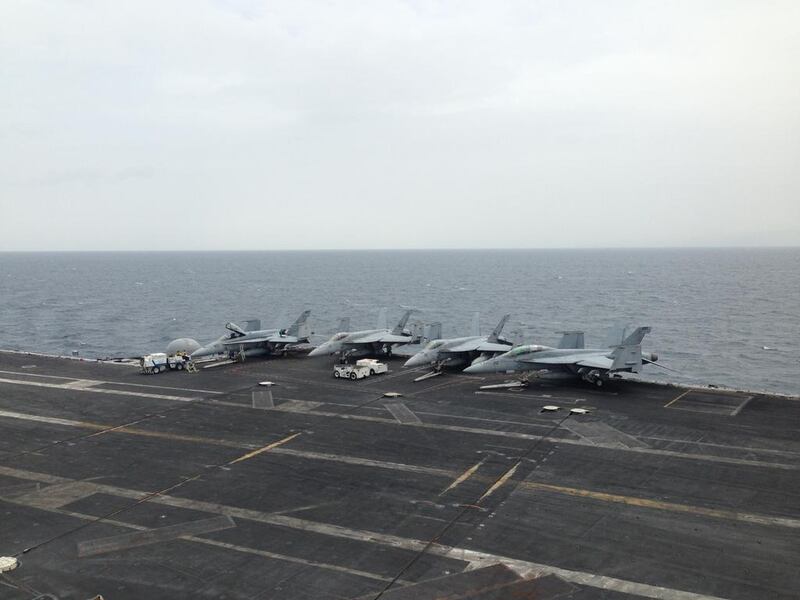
[0,245,799,253]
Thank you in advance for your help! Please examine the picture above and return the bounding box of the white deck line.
[0,465,734,600]
[0,377,199,402]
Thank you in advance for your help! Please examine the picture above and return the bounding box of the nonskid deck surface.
[0,351,798,600]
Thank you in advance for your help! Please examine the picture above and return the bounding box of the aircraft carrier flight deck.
[0,351,798,600]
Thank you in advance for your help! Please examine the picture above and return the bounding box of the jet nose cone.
[404,353,426,368]
[308,344,329,357]
[464,360,495,374]
[190,347,210,359]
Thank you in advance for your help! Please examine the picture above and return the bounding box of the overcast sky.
[1,1,798,250]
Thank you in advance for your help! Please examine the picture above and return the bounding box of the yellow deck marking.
[440,457,487,495]
[2,411,800,530]
[229,433,302,465]
[0,465,740,599]
[520,481,800,529]
[479,462,519,502]
[108,426,244,448]
[664,390,690,408]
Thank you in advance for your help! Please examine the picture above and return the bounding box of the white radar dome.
[166,338,201,355]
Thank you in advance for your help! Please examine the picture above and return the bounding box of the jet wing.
[444,340,511,353]
[518,353,610,367]
[575,356,614,369]
[445,340,483,353]
[222,335,299,346]
[377,333,413,344]
[351,332,412,344]
[521,354,614,370]
[475,342,514,353]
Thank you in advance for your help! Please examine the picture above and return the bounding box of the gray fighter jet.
[191,310,312,360]
[308,309,416,358]
[403,314,514,370]
[463,326,657,387]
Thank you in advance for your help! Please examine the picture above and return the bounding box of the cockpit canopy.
[332,332,349,341]
[424,340,445,350]
[508,344,546,356]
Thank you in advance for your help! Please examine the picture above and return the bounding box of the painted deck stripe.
[252,389,274,409]
[0,377,198,402]
[77,516,236,557]
[3,374,793,470]
[479,462,519,502]
[0,466,734,600]
[664,390,690,408]
[519,482,800,530]
[383,402,422,424]
[59,509,402,583]
[1,413,799,531]
[0,370,223,394]
[228,432,302,464]
[563,420,649,449]
[273,405,800,471]
[441,458,487,495]
[731,396,754,417]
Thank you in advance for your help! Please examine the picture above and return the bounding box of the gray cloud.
[1,0,798,250]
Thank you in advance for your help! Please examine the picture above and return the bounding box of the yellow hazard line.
[520,481,800,528]
[3,409,798,530]
[479,462,520,502]
[229,433,302,465]
[664,390,690,408]
[440,457,486,495]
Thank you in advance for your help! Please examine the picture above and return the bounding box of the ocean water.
[0,249,798,395]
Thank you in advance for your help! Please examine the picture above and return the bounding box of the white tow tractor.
[140,353,190,375]
[332,359,388,380]
[356,358,388,375]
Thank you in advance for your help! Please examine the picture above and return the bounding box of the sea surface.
[1,249,798,396]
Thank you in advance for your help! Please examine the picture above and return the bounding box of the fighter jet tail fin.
[337,317,351,333]
[487,314,511,343]
[376,307,388,330]
[287,310,311,339]
[557,331,585,349]
[242,319,261,332]
[391,309,415,335]
[609,326,651,372]
[621,326,651,346]
[424,322,442,343]
[470,312,481,337]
